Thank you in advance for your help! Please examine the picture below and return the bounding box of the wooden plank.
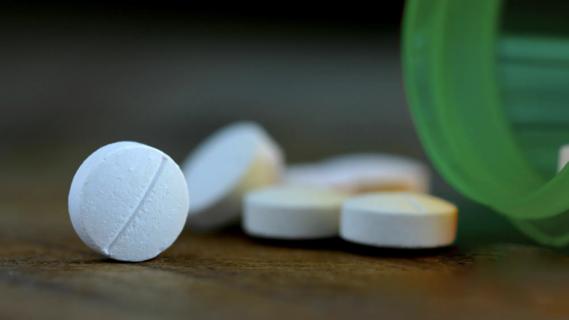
[1,199,569,319]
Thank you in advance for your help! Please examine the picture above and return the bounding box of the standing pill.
[68,141,190,262]
[182,122,283,231]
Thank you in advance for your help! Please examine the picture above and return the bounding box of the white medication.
[285,153,430,194]
[182,122,283,231]
[558,144,569,171]
[243,186,347,239]
[341,192,457,248]
[284,163,336,189]
[68,141,190,262]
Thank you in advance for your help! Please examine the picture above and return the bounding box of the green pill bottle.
[403,0,569,246]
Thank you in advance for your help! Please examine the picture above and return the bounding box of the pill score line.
[103,155,168,255]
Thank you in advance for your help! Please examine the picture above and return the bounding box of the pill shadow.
[248,235,456,258]
[339,241,458,259]
[248,236,343,251]
[205,224,457,258]
[99,258,143,264]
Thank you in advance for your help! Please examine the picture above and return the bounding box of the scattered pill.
[284,163,334,188]
[285,153,430,194]
[182,122,284,231]
[243,186,347,240]
[558,144,569,171]
[340,192,457,248]
[68,141,190,262]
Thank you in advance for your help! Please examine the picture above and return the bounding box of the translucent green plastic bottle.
[403,0,569,246]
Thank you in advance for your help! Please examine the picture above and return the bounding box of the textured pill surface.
[285,153,430,194]
[340,192,457,248]
[243,186,347,239]
[68,141,190,262]
[182,122,283,231]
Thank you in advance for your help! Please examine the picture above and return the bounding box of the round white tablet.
[182,122,283,231]
[284,153,430,194]
[340,192,457,248]
[243,186,347,239]
[68,141,190,262]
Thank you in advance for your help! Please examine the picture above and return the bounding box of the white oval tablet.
[558,144,569,171]
[340,192,457,248]
[182,122,284,231]
[68,141,190,262]
[285,153,430,194]
[243,186,347,239]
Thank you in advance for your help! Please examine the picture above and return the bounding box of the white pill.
[182,122,283,231]
[285,153,430,194]
[284,163,337,188]
[68,141,190,262]
[341,192,457,248]
[243,186,347,239]
[558,144,569,171]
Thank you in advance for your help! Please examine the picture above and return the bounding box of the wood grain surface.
[1,188,569,320]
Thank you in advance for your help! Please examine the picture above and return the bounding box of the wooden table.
[0,10,568,318]
[1,167,569,320]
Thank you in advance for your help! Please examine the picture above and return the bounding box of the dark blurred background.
[0,2,409,155]
[0,1,527,245]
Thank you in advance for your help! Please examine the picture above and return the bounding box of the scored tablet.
[68,141,190,262]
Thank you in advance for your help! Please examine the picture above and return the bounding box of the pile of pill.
[68,121,458,262]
